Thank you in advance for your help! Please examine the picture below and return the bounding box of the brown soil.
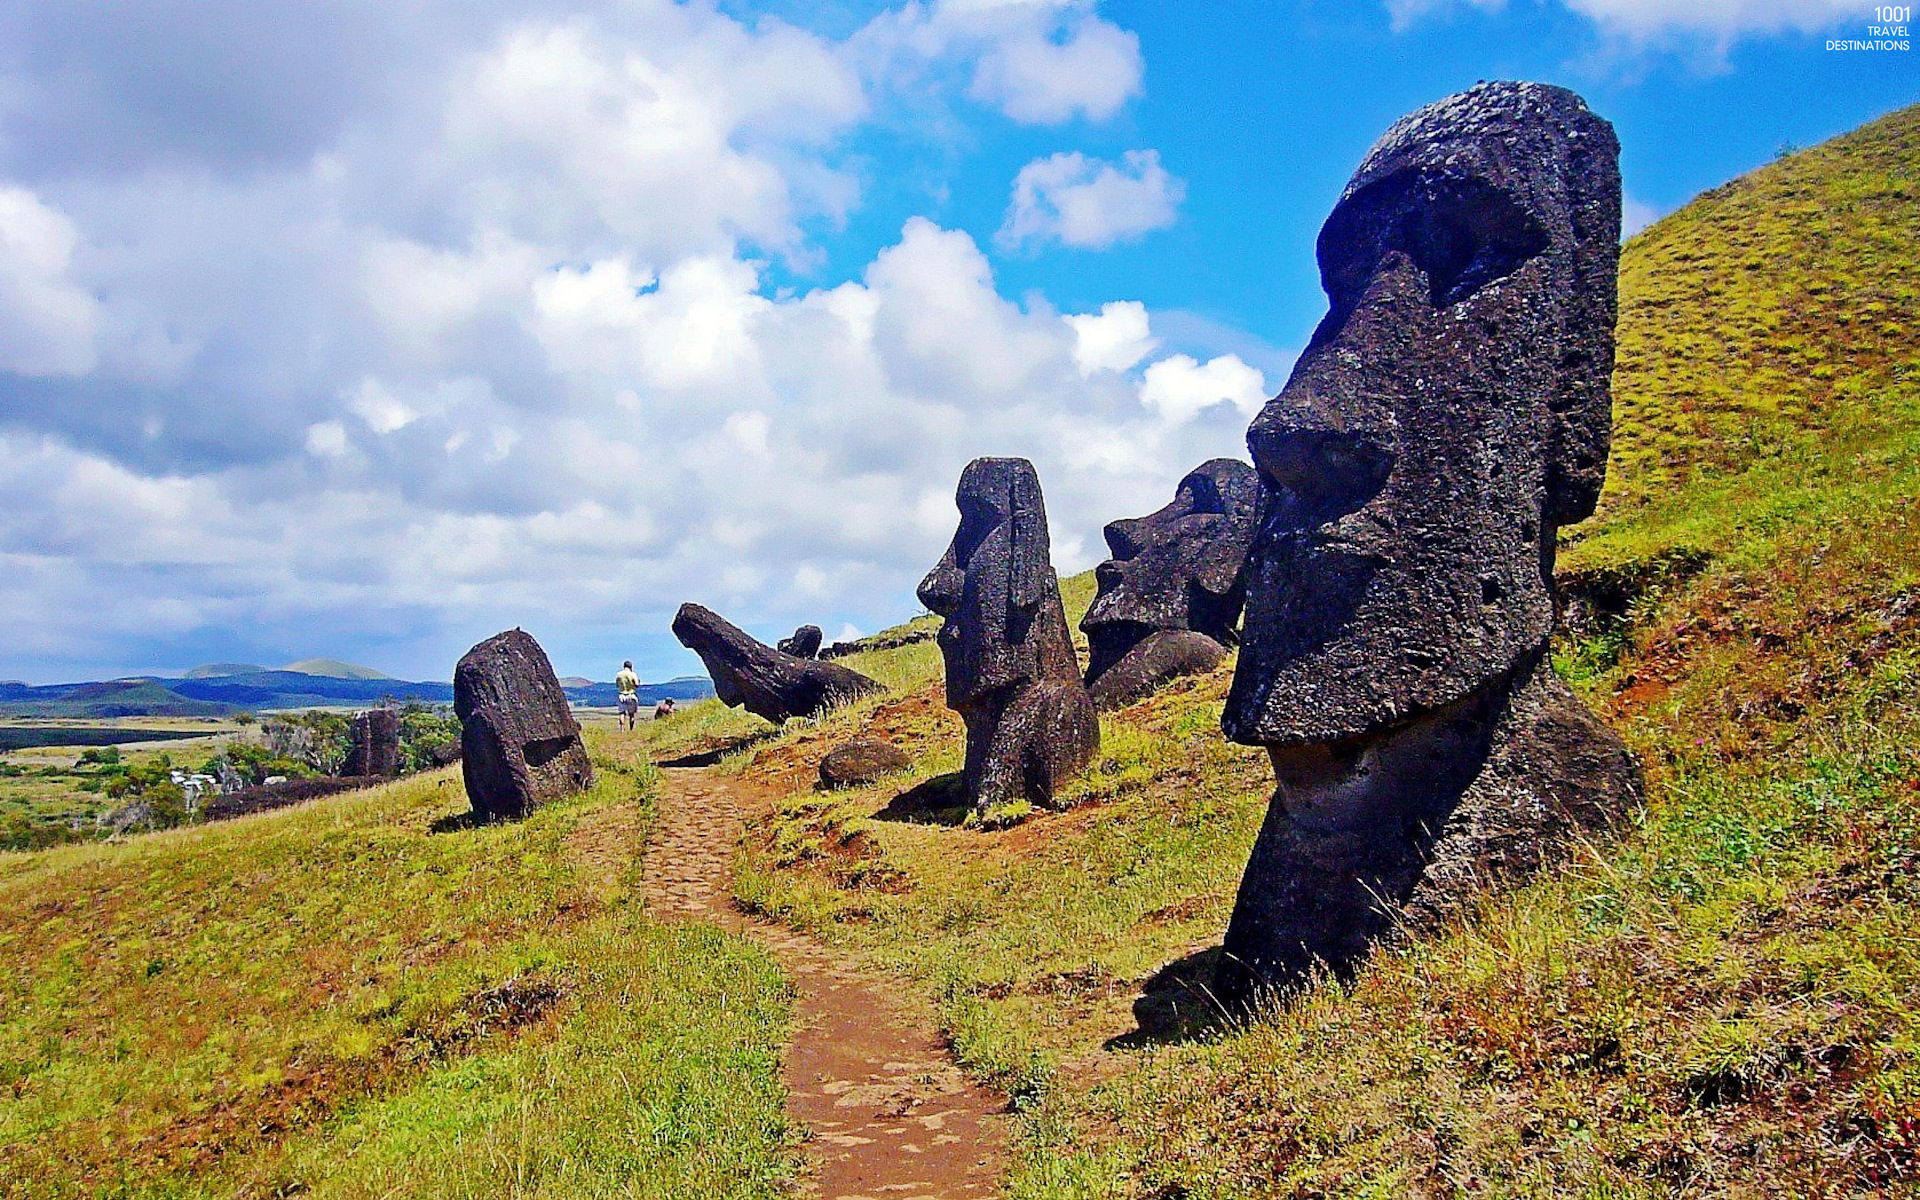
[645,762,1009,1199]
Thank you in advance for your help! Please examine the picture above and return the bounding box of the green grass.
[721,104,1920,1194]
[0,731,795,1197]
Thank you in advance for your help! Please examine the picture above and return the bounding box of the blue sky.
[0,0,1909,685]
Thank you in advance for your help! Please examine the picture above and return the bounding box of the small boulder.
[819,739,912,789]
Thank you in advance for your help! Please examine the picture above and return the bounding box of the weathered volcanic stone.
[777,625,824,659]
[818,738,912,789]
[345,708,400,777]
[1218,82,1642,1005]
[1082,458,1262,709]
[918,458,1099,813]
[672,604,881,724]
[454,629,594,823]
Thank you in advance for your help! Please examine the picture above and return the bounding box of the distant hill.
[558,676,595,688]
[183,662,268,679]
[0,667,714,716]
[282,658,393,680]
[0,678,235,719]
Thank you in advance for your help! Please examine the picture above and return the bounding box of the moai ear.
[1007,461,1052,614]
[1545,105,1621,528]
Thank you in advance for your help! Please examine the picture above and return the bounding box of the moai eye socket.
[1395,176,1548,306]
[1318,171,1548,310]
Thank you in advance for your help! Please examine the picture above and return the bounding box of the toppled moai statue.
[672,604,881,725]
[918,458,1099,813]
[345,708,400,777]
[455,629,594,823]
[1217,82,1642,1005]
[1081,458,1263,709]
[777,625,824,660]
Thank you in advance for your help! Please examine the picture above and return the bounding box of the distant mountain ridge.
[0,668,715,718]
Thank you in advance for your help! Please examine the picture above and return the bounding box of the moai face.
[1223,82,1621,748]
[917,458,1056,709]
[1082,458,1262,683]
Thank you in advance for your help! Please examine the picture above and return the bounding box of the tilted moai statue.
[1081,458,1263,709]
[1217,82,1643,1004]
[672,604,881,724]
[776,624,824,660]
[345,708,401,777]
[455,629,594,822]
[919,458,1099,813]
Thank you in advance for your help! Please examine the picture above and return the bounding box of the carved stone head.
[1082,458,1262,683]
[917,457,1062,707]
[1224,82,1621,747]
[671,603,880,724]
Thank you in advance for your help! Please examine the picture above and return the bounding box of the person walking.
[615,660,641,730]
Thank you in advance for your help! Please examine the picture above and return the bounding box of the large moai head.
[454,629,593,822]
[1082,458,1262,697]
[917,457,1076,708]
[1223,82,1621,748]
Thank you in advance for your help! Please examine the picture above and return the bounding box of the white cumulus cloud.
[0,186,101,377]
[999,149,1185,251]
[858,0,1143,124]
[1139,354,1269,425]
[1065,300,1158,375]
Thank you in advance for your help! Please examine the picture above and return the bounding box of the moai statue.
[918,457,1099,813]
[1081,458,1263,709]
[345,708,400,776]
[1218,82,1643,1005]
[776,625,824,659]
[672,604,881,724]
[455,629,594,822]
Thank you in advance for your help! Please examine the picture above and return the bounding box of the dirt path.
[644,762,1009,1200]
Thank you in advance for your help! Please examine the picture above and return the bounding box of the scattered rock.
[777,625,824,659]
[672,604,882,725]
[454,629,593,823]
[820,626,934,659]
[918,457,1098,814]
[818,738,912,789]
[344,708,400,777]
[1217,82,1643,1005]
[1082,458,1262,709]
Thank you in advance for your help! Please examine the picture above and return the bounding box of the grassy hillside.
[656,104,1920,1195]
[0,735,795,1197]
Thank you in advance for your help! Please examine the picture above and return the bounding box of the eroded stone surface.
[1218,82,1641,1004]
[1082,458,1262,709]
[918,458,1098,813]
[454,629,593,823]
[673,604,881,725]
